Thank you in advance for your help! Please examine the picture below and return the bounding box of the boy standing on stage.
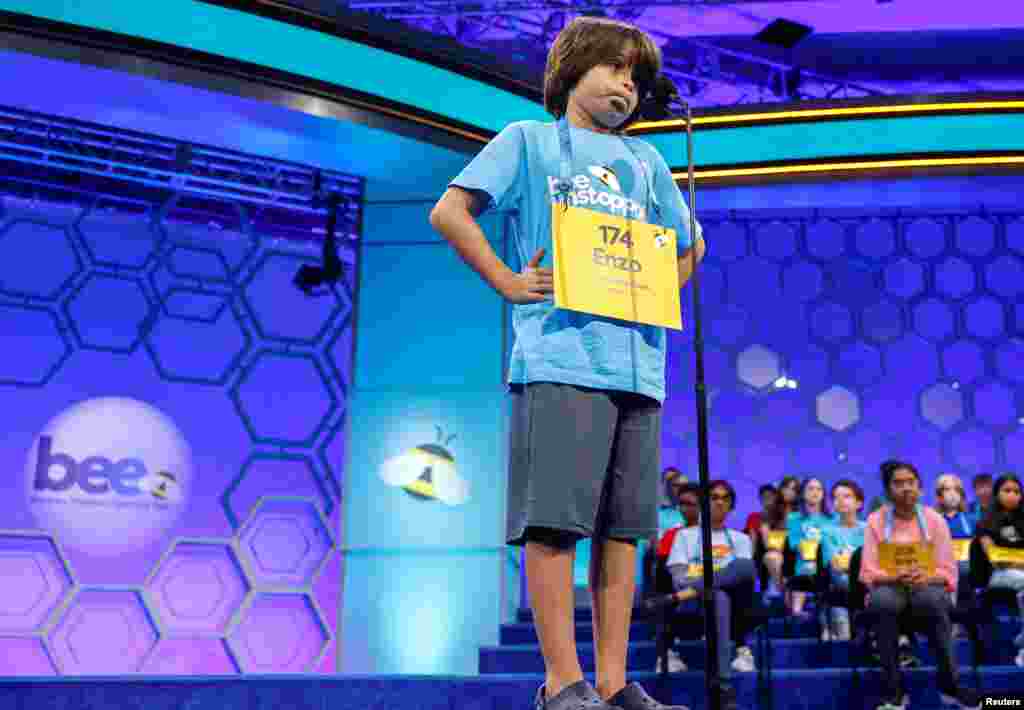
[430,16,705,710]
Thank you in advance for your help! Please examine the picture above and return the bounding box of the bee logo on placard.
[378,426,471,506]
[654,233,668,249]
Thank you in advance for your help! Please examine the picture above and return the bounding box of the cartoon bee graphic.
[588,165,621,193]
[654,233,668,249]
[378,426,471,506]
[141,470,180,502]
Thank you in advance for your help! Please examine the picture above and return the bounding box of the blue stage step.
[480,638,1020,674]
[4,669,1019,710]
[511,610,1022,644]
[514,609,824,639]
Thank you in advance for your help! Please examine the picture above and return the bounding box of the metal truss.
[360,2,884,107]
[0,104,363,231]
[346,0,824,14]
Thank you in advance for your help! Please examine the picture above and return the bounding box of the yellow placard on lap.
[766,531,786,551]
[878,542,936,577]
[833,551,852,573]
[951,539,971,563]
[988,545,1024,565]
[551,204,682,329]
[687,561,726,578]
[799,539,820,562]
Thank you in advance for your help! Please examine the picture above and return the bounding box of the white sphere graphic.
[24,397,192,556]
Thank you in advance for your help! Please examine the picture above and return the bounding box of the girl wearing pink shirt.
[859,461,978,710]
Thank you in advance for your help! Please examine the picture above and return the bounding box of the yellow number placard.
[799,539,820,562]
[878,542,936,577]
[687,561,726,578]
[766,531,786,551]
[833,551,852,573]
[951,539,971,563]
[988,545,1024,565]
[552,204,682,329]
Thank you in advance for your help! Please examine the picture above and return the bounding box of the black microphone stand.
[645,91,721,710]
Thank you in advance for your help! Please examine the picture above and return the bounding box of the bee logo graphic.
[142,470,180,502]
[654,233,668,249]
[588,165,621,193]
[378,426,471,506]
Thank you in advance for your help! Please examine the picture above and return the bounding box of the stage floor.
[1,668,1022,710]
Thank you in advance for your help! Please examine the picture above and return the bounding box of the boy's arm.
[429,187,551,304]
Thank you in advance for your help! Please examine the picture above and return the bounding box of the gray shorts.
[506,381,662,546]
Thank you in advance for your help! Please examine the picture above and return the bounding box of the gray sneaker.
[607,682,690,710]
[535,681,613,710]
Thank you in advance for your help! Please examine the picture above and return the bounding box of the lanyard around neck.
[884,504,930,543]
[555,117,661,221]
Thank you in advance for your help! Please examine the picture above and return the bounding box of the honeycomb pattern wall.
[0,171,357,674]
[663,208,1024,513]
[0,497,333,675]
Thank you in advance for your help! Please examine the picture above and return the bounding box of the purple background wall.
[0,150,359,674]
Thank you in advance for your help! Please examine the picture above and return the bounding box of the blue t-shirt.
[786,511,831,576]
[658,506,685,537]
[665,527,753,571]
[943,510,975,539]
[450,120,700,402]
[821,519,866,583]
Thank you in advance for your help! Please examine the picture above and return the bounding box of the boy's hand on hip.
[501,248,554,304]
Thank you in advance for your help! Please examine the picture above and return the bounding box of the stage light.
[630,99,1024,131]
[294,170,344,296]
[675,154,1024,182]
[754,18,813,49]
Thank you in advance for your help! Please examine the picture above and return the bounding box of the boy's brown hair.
[543,16,662,131]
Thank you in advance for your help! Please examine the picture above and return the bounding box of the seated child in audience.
[652,482,699,673]
[787,477,831,617]
[969,473,993,520]
[657,468,687,538]
[860,461,977,710]
[975,473,1024,667]
[760,476,799,597]
[744,484,777,549]
[820,479,866,640]
[666,480,757,709]
[935,474,974,604]
[657,483,700,559]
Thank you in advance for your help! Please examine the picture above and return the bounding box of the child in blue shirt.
[935,474,975,571]
[430,16,705,710]
[820,479,867,640]
[786,477,831,617]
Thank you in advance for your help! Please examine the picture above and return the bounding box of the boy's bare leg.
[590,537,636,700]
[527,541,584,699]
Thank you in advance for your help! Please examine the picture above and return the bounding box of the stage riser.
[501,618,1022,646]
[1,670,1021,710]
[480,638,1018,674]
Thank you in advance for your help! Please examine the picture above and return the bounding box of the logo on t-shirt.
[588,165,622,193]
[547,166,646,221]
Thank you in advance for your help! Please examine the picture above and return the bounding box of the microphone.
[640,75,683,120]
